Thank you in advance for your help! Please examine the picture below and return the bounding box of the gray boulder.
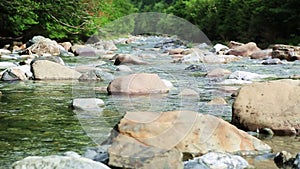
[184,152,249,169]
[11,155,110,169]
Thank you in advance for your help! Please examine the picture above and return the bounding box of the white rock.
[11,155,111,169]
[229,71,274,81]
[213,44,229,54]
[116,65,132,72]
[0,62,18,70]
[162,79,173,89]
[72,98,104,111]
[0,49,11,55]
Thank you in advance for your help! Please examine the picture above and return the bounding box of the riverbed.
[0,36,299,168]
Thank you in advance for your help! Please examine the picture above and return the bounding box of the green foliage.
[0,0,137,43]
[131,0,299,46]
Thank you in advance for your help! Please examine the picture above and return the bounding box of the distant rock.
[75,46,105,57]
[184,152,249,169]
[250,49,272,59]
[28,36,61,56]
[229,71,274,81]
[31,60,81,80]
[59,42,72,51]
[107,73,169,94]
[228,41,244,49]
[212,43,229,54]
[168,48,185,55]
[232,80,300,135]
[261,58,283,65]
[0,49,11,55]
[206,68,231,78]
[272,44,300,61]
[113,54,148,65]
[11,155,111,169]
[227,42,260,57]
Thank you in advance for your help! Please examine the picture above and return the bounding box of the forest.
[0,0,299,47]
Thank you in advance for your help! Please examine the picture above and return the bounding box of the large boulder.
[232,80,300,135]
[272,44,300,61]
[116,110,271,156]
[108,134,183,169]
[107,73,169,94]
[227,42,261,57]
[31,60,81,80]
[11,155,110,169]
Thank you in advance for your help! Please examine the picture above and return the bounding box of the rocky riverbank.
[1,35,300,169]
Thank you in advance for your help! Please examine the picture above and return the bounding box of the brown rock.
[28,38,60,56]
[108,134,183,169]
[206,68,231,78]
[107,73,169,95]
[178,88,199,97]
[207,97,227,105]
[272,44,300,61]
[232,80,300,135]
[168,48,185,55]
[31,60,81,80]
[227,42,261,57]
[60,42,72,51]
[250,49,272,59]
[117,110,271,155]
[114,54,148,65]
[228,41,244,49]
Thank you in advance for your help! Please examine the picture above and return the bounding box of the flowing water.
[0,36,300,168]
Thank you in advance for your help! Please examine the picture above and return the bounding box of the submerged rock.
[11,155,111,169]
[72,98,104,111]
[107,73,169,94]
[207,97,227,105]
[108,134,183,169]
[184,152,249,169]
[116,65,132,72]
[232,80,300,135]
